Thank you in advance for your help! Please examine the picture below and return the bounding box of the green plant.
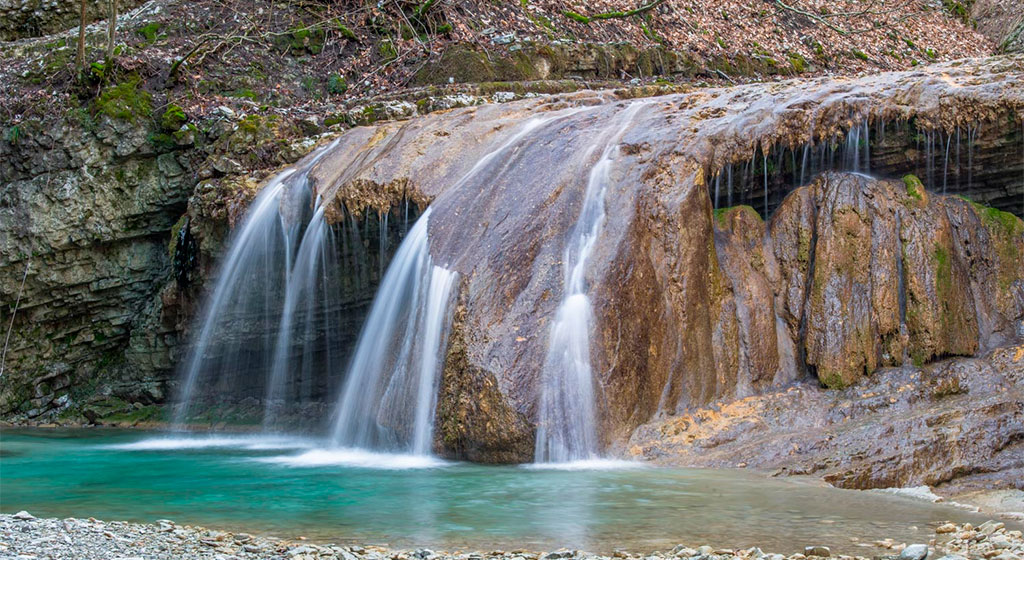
[327,73,348,95]
[137,22,164,44]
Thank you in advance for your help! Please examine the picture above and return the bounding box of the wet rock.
[804,545,831,558]
[13,511,34,521]
[630,343,1024,491]
[899,544,929,560]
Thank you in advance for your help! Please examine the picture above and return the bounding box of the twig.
[774,0,849,35]
[0,259,30,380]
[715,69,736,84]
[565,0,666,24]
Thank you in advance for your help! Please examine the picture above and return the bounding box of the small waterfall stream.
[534,103,644,463]
[329,209,457,455]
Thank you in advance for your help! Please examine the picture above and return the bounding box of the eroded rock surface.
[629,344,1024,493]
[300,56,1024,462]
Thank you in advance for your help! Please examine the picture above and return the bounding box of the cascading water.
[329,208,457,455]
[326,111,577,454]
[534,103,644,463]
[174,141,344,428]
[262,202,339,428]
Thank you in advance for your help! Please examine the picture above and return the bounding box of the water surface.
[0,429,996,554]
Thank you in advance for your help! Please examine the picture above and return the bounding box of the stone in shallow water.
[804,546,831,558]
[899,544,929,560]
[13,511,35,520]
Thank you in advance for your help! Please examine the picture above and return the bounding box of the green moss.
[327,73,348,95]
[965,199,1024,295]
[797,228,812,265]
[93,78,152,123]
[289,26,326,54]
[168,214,188,258]
[819,370,848,389]
[564,11,591,24]
[933,241,955,336]
[851,49,869,61]
[966,199,1024,236]
[787,52,807,73]
[136,22,164,44]
[160,104,187,132]
[227,88,258,100]
[713,204,762,229]
[379,39,398,61]
[902,174,926,208]
[336,20,358,41]
[324,113,349,128]
[147,132,177,152]
[97,401,164,425]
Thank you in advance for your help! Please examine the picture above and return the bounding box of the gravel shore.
[2,512,1022,560]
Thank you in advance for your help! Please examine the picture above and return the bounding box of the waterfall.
[329,209,458,454]
[174,141,342,428]
[534,103,643,463]
[263,203,339,428]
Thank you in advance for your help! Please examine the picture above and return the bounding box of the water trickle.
[967,124,975,195]
[727,163,734,206]
[800,144,809,186]
[763,151,768,217]
[535,103,644,463]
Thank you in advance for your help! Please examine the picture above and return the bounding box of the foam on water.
[255,448,451,470]
[522,458,644,471]
[106,435,317,452]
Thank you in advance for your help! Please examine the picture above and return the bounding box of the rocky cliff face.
[0,115,191,421]
[972,0,1024,54]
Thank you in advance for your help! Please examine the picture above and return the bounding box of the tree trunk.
[106,0,117,65]
[76,0,87,72]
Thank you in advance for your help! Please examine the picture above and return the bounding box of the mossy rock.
[901,174,927,208]
[160,104,187,132]
[788,52,808,74]
[713,204,763,231]
[92,78,152,123]
[414,45,497,84]
[818,369,849,389]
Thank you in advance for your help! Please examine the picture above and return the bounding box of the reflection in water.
[1,430,1011,555]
